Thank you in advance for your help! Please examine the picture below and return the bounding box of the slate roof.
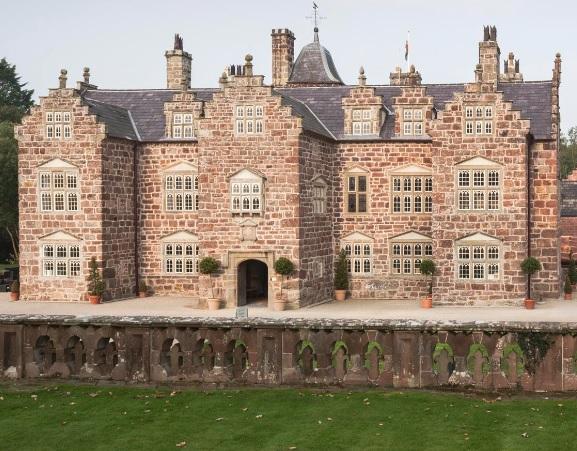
[80,81,553,142]
[287,30,343,85]
[561,181,577,217]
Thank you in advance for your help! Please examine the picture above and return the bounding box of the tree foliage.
[560,127,577,179]
[334,250,349,290]
[0,58,34,262]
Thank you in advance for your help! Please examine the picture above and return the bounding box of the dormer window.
[235,105,264,135]
[230,169,265,215]
[171,113,194,139]
[402,108,424,136]
[352,109,373,135]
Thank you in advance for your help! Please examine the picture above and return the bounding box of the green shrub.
[419,259,436,295]
[87,257,105,296]
[520,257,541,276]
[274,257,294,276]
[138,280,147,293]
[565,275,572,294]
[334,250,349,290]
[199,257,220,298]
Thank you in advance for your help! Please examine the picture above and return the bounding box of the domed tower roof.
[287,28,343,86]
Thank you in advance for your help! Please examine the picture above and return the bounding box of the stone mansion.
[16,25,562,307]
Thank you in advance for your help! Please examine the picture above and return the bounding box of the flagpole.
[406,30,410,72]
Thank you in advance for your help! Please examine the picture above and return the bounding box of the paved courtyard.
[1,292,576,324]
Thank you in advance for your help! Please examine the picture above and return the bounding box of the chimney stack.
[271,29,295,86]
[389,65,422,86]
[165,34,192,90]
[478,26,500,86]
[500,52,523,82]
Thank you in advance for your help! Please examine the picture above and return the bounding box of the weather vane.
[306,2,326,29]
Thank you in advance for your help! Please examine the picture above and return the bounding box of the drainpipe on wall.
[133,142,139,296]
[526,134,533,300]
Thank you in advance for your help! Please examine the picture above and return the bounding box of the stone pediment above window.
[37,158,77,169]
[390,164,432,175]
[312,175,328,185]
[391,231,432,242]
[229,168,266,181]
[39,231,81,242]
[342,231,373,242]
[456,232,500,244]
[345,166,369,175]
[160,231,198,242]
[456,156,501,168]
[163,161,197,173]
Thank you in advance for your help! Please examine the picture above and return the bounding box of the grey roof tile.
[561,180,577,217]
[288,33,343,85]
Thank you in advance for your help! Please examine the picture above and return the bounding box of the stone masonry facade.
[16,25,562,307]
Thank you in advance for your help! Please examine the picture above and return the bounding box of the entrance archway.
[237,259,268,306]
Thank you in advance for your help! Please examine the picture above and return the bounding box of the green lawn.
[0,384,576,451]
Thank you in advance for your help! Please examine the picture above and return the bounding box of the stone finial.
[358,66,366,86]
[244,54,253,76]
[83,67,90,84]
[219,71,228,89]
[475,64,483,83]
[59,69,68,89]
[553,52,562,85]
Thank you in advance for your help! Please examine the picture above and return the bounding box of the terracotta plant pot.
[273,301,286,311]
[524,298,536,310]
[138,291,147,298]
[9,292,19,302]
[420,296,433,309]
[88,295,101,305]
[565,293,572,300]
[335,290,346,301]
[208,298,222,311]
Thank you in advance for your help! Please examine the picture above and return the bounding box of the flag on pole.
[405,31,410,62]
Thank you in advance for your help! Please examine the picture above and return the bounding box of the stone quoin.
[15,25,562,307]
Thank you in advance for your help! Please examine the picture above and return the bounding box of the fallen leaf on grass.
[216,417,224,422]
[88,393,98,398]
[521,432,528,438]
[255,414,263,419]
[176,441,187,448]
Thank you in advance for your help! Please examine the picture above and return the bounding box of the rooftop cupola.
[165,34,192,90]
[286,27,343,86]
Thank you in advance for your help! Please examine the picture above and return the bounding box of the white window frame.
[351,109,373,136]
[342,233,374,277]
[456,158,502,212]
[390,165,433,214]
[163,164,199,212]
[464,104,494,136]
[402,108,424,136]
[312,177,327,214]
[171,113,195,139]
[162,233,199,275]
[230,169,264,215]
[235,105,264,136]
[455,233,501,282]
[39,240,81,278]
[45,111,72,139]
[38,169,80,213]
[390,233,432,276]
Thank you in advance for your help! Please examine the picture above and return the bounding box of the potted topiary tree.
[199,257,221,310]
[273,257,294,310]
[569,255,577,289]
[419,259,436,309]
[564,274,572,300]
[87,257,105,304]
[520,256,541,309]
[334,250,349,301]
[138,280,147,298]
[9,280,19,302]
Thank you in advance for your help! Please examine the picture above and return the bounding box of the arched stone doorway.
[237,259,268,306]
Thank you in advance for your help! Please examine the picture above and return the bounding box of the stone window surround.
[390,165,433,214]
[389,232,432,277]
[464,104,494,136]
[455,157,502,212]
[235,104,264,135]
[162,161,199,213]
[312,175,328,215]
[344,166,370,216]
[351,109,374,135]
[161,231,199,276]
[455,232,502,282]
[341,232,373,277]
[170,112,195,139]
[230,168,265,215]
[45,111,72,139]
[401,107,424,136]
[37,159,80,213]
[38,232,82,279]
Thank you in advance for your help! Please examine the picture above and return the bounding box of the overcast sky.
[1,0,574,132]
